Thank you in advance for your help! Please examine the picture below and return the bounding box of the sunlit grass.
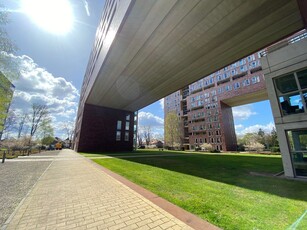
[83,150,307,229]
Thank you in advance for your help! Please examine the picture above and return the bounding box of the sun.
[21,0,74,35]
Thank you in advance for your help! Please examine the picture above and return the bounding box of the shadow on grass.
[99,150,307,202]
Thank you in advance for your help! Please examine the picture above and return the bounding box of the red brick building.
[165,51,267,151]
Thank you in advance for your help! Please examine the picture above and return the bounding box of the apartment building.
[165,51,267,151]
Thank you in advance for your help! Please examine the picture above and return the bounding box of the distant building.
[165,51,266,151]
[0,71,15,140]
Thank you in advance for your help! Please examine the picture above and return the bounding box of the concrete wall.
[262,38,307,177]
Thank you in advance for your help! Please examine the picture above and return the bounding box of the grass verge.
[84,150,307,230]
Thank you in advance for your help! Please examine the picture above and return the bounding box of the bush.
[237,144,245,151]
[200,143,213,152]
[270,146,280,152]
[210,149,221,153]
[138,145,145,149]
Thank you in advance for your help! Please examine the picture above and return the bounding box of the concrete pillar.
[275,125,295,177]
[75,104,134,152]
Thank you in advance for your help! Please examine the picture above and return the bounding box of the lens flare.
[21,0,74,35]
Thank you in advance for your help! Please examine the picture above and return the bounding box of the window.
[240,65,247,72]
[275,74,297,93]
[234,82,240,90]
[126,115,130,121]
[125,121,130,131]
[297,69,307,89]
[117,120,122,130]
[218,87,223,94]
[239,59,246,65]
[274,70,307,116]
[116,131,121,141]
[252,76,260,84]
[124,132,129,141]
[242,79,250,86]
[287,130,307,177]
[247,54,255,62]
[225,85,232,92]
[249,61,258,69]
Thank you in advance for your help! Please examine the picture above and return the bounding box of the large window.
[116,120,122,141]
[287,130,307,177]
[274,69,307,116]
[116,131,121,141]
[117,120,122,130]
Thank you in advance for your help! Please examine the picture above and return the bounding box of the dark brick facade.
[75,104,134,152]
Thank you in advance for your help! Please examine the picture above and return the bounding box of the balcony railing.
[260,29,307,57]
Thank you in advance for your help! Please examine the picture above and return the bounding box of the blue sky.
[1,0,274,139]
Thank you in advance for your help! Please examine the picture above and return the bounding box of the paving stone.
[4,150,194,230]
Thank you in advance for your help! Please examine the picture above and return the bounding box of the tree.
[0,4,19,141]
[28,104,48,145]
[245,142,265,152]
[16,113,28,138]
[41,136,54,146]
[164,112,181,148]
[140,126,151,147]
[137,130,143,146]
[257,128,265,146]
[38,117,54,139]
[63,121,74,140]
[0,4,20,82]
[0,5,17,54]
[268,128,279,148]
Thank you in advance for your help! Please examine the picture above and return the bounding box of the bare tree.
[63,122,75,140]
[143,126,151,147]
[17,113,28,138]
[28,104,48,145]
[63,121,75,148]
[137,130,143,147]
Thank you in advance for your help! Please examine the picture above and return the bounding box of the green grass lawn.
[82,150,307,230]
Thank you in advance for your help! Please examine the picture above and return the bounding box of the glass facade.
[287,130,307,177]
[274,69,307,116]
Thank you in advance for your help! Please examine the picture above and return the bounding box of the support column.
[220,101,237,151]
[75,104,134,152]
[275,125,295,178]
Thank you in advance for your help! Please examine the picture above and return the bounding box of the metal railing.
[260,29,307,57]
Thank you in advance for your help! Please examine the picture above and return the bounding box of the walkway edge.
[1,161,54,230]
[83,154,220,230]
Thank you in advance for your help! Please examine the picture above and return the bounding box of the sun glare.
[21,0,74,35]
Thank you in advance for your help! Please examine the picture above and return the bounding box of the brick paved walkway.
[3,149,209,230]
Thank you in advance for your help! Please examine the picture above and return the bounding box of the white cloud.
[138,111,164,137]
[232,105,257,120]
[235,124,244,130]
[159,98,164,110]
[138,111,164,127]
[235,122,275,136]
[83,0,90,16]
[2,53,79,138]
